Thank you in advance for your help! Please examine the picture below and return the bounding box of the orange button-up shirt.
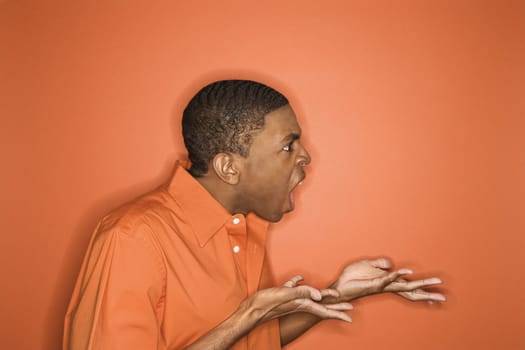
[63,162,281,349]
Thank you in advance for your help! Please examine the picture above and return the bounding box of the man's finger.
[280,285,323,302]
[324,302,353,311]
[283,275,304,288]
[368,257,392,270]
[320,288,340,298]
[367,268,413,292]
[296,299,353,323]
[385,277,443,292]
[397,289,447,302]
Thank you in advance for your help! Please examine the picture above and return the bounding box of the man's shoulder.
[96,186,177,238]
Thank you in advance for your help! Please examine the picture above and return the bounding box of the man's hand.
[244,275,353,326]
[331,258,446,302]
[184,276,352,350]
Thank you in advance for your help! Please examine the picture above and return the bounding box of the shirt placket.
[225,214,248,281]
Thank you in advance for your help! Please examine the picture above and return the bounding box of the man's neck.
[195,174,244,216]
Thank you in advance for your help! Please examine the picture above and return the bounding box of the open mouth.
[288,177,305,211]
[289,191,295,210]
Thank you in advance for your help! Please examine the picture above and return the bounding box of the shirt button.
[233,218,241,225]
[233,245,240,253]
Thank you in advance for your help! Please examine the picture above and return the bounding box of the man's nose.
[297,143,311,167]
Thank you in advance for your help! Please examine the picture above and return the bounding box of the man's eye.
[283,142,293,152]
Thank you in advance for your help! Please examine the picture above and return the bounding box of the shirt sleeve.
[64,220,166,350]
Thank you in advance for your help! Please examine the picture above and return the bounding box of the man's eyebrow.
[281,133,301,143]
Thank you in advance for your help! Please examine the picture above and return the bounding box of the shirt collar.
[167,161,269,246]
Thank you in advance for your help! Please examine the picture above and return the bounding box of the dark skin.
[186,104,445,349]
[196,104,310,222]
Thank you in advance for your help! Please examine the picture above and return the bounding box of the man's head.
[183,80,289,177]
[182,80,311,222]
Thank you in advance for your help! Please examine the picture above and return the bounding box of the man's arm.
[184,276,352,350]
[66,224,351,350]
[64,225,167,350]
[279,258,446,346]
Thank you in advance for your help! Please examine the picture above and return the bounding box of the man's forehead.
[262,105,302,137]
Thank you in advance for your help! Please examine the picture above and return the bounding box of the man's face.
[236,104,311,222]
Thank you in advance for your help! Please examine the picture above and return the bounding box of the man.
[64,80,445,349]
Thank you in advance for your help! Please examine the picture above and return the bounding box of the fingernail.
[398,268,413,275]
[429,278,442,284]
[436,294,447,302]
[341,314,352,323]
[311,290,322,301]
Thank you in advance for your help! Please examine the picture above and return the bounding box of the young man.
[64,80,445,350]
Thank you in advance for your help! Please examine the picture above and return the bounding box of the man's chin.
[267,212,286,223]
[254,210,287,223]
[272,206,296,223]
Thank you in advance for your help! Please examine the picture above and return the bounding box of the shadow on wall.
[43,158,177,349]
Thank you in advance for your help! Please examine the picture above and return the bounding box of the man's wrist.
[181,299,258,350]
[321,282,345,304]
[234,297,262,331]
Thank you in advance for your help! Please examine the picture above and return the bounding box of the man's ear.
[211,153,241,185]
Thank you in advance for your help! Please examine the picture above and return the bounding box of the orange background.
[1,1,524,349]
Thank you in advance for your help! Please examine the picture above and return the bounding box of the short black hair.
[182,79,289,177]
